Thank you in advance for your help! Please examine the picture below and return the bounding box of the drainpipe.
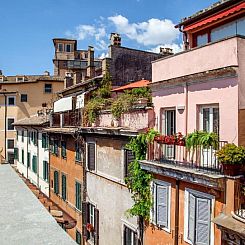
[4,94,7,160]
[174,179,180,245]
[185,83,189,136]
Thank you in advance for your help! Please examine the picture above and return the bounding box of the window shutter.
[156,184,168,227]
[124,149,134,178]
[94,208,99,245]
[54,171,59,194]
[42,134,45,148]
[62,174,66,200]
[188,193,196,243]
[82,202,89,240]
[151,182,156,223]
[195,197,211,245]
[14,148,18,160]
[43,161,46,180]
[75,182,81,210]
[88,143,95,171]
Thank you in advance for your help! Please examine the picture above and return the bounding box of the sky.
[0,0,215,76]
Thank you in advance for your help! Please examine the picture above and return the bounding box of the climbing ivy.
[125,128,159,221]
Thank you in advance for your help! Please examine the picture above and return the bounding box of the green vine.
[125,128,159,221]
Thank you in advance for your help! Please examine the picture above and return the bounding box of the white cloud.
[99,52,109,59]
[108,15,180,46]
[149,43,183,54]
[65,15,181,54]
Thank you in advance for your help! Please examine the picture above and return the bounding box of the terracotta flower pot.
[221,163,241,176]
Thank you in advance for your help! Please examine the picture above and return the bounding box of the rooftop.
[112,79,150,92]
[13,114,50,127]
[0,164,75,245]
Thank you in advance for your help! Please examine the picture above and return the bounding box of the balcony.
[146,138,227,174]
[96,107,154,131]
[152,36,245,83]
[51,110,82,128]
[67,60,87,69]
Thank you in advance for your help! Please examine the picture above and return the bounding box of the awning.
[184,2,245,32]
[54,96,73,113]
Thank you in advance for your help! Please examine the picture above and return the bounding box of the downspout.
[185,83,189,136]
[174,179,180,245]
[4,94,7,160]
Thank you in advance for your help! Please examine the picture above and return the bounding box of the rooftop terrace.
[0,164,75,245]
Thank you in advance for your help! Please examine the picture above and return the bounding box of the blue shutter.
[196,197,211,245]
[156,184,168,227]
[188,193,196,243]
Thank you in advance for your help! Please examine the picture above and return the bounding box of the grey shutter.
[156,184,168,227]
[196,197,211,245]
[94,208,99,245]
[62,174,66,200]
[88,143,95,171]
[124,149,134,178]
[188,193,196,243]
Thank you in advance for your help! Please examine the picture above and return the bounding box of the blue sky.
[0,0,215,75]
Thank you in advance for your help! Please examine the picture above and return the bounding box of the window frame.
[184,188,214,245]
[7,96,16,106]
[20,94,28,102]
[7,139,14,150]
[7,118,15,131]
[57,43,64,52]
[86,141,96,171]
[151,179,171,233]
[65,43,72,52]
[61,141,67,158]
[44,83,52,94]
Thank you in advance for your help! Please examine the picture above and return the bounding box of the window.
[33,131,37,146]
[163,109,176,159]
[61,174,67,200]
[43,161,49,182]
[7,96,16,106]
[7,118,15,130]
[87,143,95,171]
[44,84,52,94]
[123,225,138,245]
[61,141,66,158]
[42,133,48,149]
[197,33,208,46]
[76,230,82,245]
[7,152,14,164]
[124,149,134,178]
[14,148,19,161]
[58,43,63,52]
[27,152,30,168]
[16,77,24,82]
[7,139,14,149]
[54,171,59,195]
[199,106,219,134]
[75,141,84,162]
[22,130,24,142]
[152,181,171,231]
[54,140,59,156]
[28,131,31,144]
[32,155,37,173]
[185,190,212,245]
[65,44,72,52]
[75,181,82,210]
[82,202,99,244]
[20,94,27,102]
[16,130,19,141]
[22,149,24,164]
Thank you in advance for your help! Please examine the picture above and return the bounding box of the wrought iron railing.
[147,140,227,173]
[234,181,245,219]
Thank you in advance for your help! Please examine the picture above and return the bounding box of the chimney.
[87,46,95,79]
[110,33,121,46]
[43,71,50,76]
[159,47,173,56]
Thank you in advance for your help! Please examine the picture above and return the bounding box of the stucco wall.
[86,136,137,245]
[152,37,239,83]
[153,77,239,144]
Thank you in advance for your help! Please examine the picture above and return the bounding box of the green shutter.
[62,174,67,200]
[54,171,59,194]
[75,182,81,210]
[32,156,37,173]
[42,134,46,148]
[22,149,24,164]
[76,230,81,245]
[43,161,48,181]
[27,153,30,168]
[61,141,66,158]
[14,148,19,160]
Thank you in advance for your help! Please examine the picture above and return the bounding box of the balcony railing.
[147,139,227,174]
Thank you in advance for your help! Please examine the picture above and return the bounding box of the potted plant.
[86,223,94,233]
[216,143,245,176]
